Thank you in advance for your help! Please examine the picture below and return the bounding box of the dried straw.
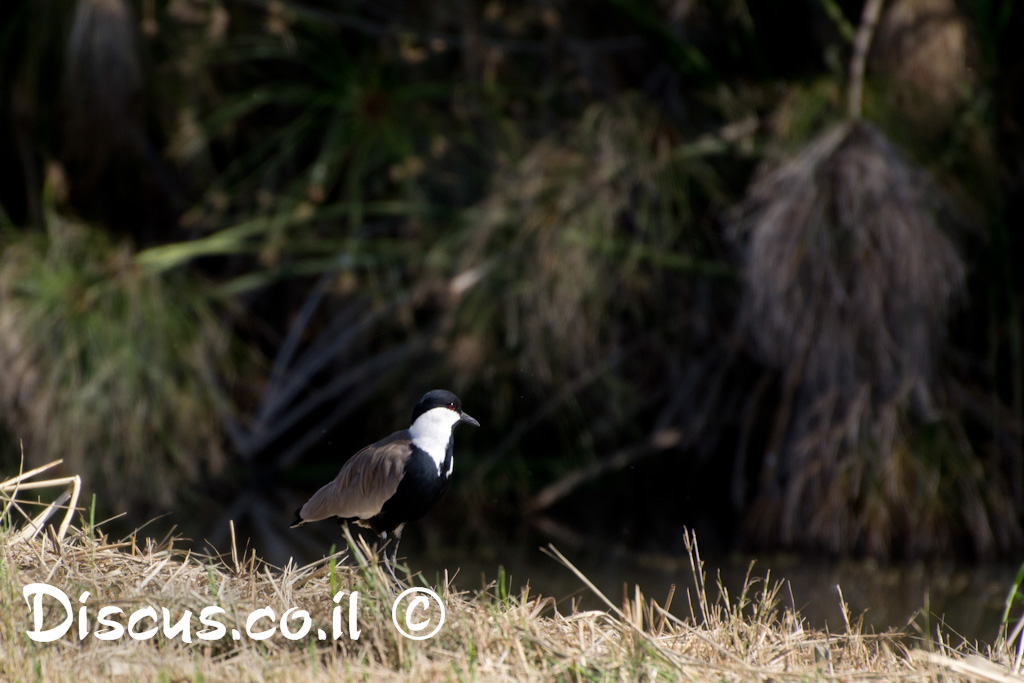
[4,482,1011,681]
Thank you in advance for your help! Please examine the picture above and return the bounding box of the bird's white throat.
[410,407,461,474]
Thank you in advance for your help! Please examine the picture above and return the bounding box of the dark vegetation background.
[1,0,1022,566]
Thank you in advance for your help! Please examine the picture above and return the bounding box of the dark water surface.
[413,540,1018,647]
[219,496,1018,648]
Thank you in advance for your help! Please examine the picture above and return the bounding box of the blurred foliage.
[448,97,733,483]
[0,0,1022,562]
[457,99,722,379]
[0,214,235,518]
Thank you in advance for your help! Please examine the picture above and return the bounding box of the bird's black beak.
[459,411,480,427]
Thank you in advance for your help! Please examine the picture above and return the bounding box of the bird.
[291,389,479,583]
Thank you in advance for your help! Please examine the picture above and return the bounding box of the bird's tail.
[289,508,305,528]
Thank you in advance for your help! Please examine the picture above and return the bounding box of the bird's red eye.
[448,402,457,410]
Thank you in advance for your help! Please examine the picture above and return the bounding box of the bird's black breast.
[370,440,452,532]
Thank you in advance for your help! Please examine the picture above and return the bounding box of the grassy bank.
[1,466,1020,681]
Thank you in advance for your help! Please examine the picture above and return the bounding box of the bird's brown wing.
[297,431,412,523]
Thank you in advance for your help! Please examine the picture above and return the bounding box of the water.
[193,498,1020,648]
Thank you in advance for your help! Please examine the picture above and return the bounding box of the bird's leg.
[377,525,405,588]
[376,531,398,584]
[387,525,404,576]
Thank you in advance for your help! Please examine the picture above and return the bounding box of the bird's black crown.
[411,389,462,423]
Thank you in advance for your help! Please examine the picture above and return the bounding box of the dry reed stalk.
[848,0,886,119]
[1,458,81,544]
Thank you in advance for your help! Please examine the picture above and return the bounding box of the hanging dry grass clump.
[61,0,143,182]
[734,120,962,410]
[728,119,1012,558]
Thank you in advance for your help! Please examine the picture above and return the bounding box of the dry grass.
[3,463,1021,681]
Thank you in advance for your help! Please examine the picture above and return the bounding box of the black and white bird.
[291,389,479,582]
